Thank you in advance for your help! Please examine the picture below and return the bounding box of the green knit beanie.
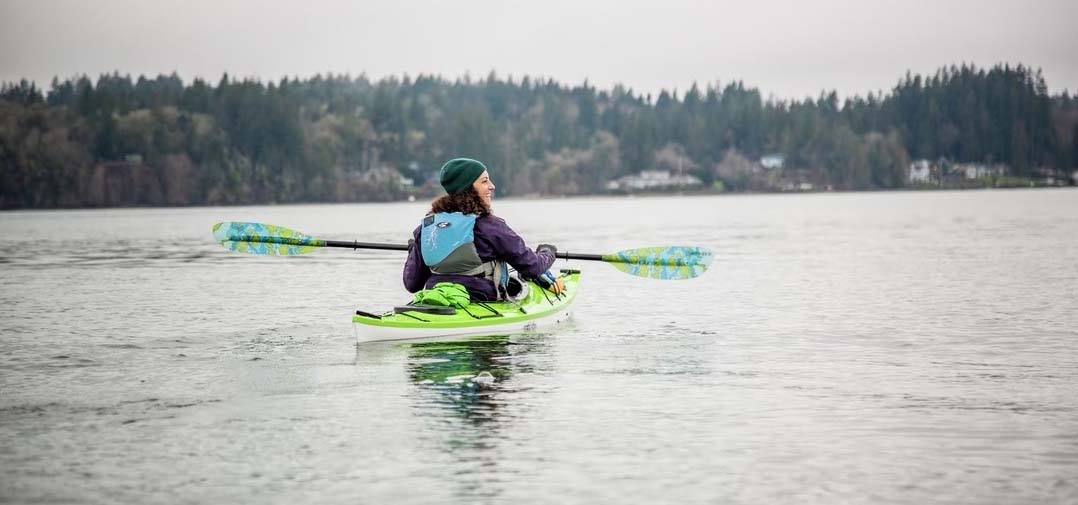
[439,158,487,194]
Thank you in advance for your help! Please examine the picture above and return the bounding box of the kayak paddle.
[213,221,712,280]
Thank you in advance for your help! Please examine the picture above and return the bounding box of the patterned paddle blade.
[602,246,713,280]
[212,222,326,256]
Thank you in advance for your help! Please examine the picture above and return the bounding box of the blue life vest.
[420,212,484,274]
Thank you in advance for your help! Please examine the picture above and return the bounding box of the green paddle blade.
[602,246,713,280]
[212,221,326,255]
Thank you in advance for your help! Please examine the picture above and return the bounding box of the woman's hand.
[538,271,566,294]
[536,243,557,257]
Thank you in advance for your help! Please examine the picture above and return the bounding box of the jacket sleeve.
[484,217,555,280]
[402,225,430,293]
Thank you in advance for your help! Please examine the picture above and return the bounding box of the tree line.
[1,63,1075,208]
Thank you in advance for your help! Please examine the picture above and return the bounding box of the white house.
[607,170,702,191]
[954,163,1005,179]
[760,154,785,170]
[909,159,932,184]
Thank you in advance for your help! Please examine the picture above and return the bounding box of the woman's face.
[472,170,495,207]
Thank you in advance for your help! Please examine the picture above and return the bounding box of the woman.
[403,158,562,301]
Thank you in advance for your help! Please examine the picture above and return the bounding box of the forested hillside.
[1,64,1075,208]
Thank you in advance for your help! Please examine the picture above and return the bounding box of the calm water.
[1,189,1077,504]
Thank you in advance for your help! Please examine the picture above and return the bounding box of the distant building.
[760,154,785,170]
[1039,169,1072,187]
[779,181,816,192]
[607,170,702,191]
[909,159,933,184]
[953,163,1006,179]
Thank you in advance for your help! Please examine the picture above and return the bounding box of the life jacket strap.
[454,260,523,302]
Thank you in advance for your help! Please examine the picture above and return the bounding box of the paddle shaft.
[324,239,604,262]
[324,240,408,252]
[557,251,603,261]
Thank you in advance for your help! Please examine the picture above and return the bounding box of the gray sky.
[2,0,1076,100]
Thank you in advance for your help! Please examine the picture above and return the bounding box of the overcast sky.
[2,0,1075,100]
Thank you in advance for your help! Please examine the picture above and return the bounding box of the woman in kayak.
[403,158,564,301]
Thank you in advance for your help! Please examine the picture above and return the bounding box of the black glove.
[536,243,557,257]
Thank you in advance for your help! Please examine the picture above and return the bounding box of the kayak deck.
[352,270,581,343]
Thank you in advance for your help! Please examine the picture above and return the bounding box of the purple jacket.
[403,214,555,301]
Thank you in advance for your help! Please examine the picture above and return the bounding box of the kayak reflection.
[403,334,540,425]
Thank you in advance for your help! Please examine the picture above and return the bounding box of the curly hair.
[430,187,491,216]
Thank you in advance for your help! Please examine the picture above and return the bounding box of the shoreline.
[2,184,1076,213]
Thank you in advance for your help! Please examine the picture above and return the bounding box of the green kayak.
[353,270,581,343]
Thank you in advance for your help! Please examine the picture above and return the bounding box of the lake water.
[1,189,1077,504]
